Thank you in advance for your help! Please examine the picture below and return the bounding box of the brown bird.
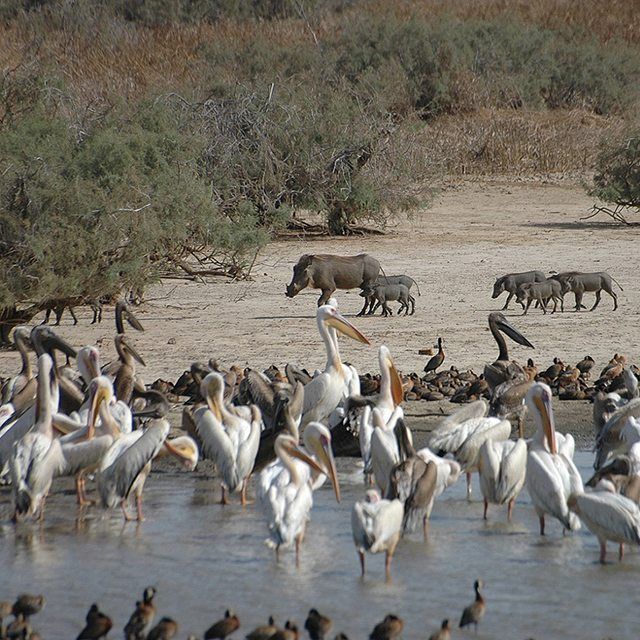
[459,579,485,633]
[540,357,564,382]
[147,617,179,640]
[523,358,537,381]
[576,355,595,378]
[304,609,332,640]
[77,603,113,640]
[369,614,404,640]
[205,610,240,639]
[424,338,445,374]
[12,594,45,620]
[428,619,451,640]
[5,615,32,639]
[270,620,299,640]
[246,616,277,640]
[124,587,157,640]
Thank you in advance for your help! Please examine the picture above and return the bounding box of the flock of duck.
[1,299,640,637]
[0,584,486,639]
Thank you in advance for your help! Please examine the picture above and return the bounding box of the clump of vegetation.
[588,129,640,224]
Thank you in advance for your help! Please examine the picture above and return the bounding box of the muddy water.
[0,451,636,639]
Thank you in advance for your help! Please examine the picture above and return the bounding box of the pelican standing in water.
[525,382,583,535]
[301,305,370,427]
[478,438,527,521]
[369,406,410,495]
[194,371,262,505]
[351,489,403,580]
[258,430,340,564]
[568,479,640,563]
[428,399,510,498]
[10,354,60,521]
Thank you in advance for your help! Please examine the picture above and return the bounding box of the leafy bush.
[590,130,640,221]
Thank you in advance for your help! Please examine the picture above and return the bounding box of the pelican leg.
[121,499,135,522]
[423,516,429,542]
[136,494,145,521]
[539,515,545,536]
[75,472,91,506]
[599,540,607,564]
[240,479,254,506]
[220,486,228,505]
[37,496,47,522]
[466,473,472,499]
[507,498,515,522]
[517,416,524,439]
[619,543,624,561]
[275,545,280,563]
[358,551,365,576]
[483,499,488,520]
[384,550,393,582]
[295,535,301,567]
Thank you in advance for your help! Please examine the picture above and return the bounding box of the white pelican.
[351,489,403,580]
[194,372,262,505]
[428,399,510,497]
[478,438,527,521]
[568,480,640,563]
[9,354,61,521]
[370,406,409,495]
[357,346,404,478]
[257,430,340,563]
[301,305,370,427]
[594,395,640,469]
[525,382,583,535]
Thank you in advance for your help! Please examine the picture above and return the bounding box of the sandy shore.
[1,178,636,445]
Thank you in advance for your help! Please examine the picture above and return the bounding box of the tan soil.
[2,178,637,443]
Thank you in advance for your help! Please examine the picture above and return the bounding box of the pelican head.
[274,433,327,485]
[379,345,403,406]
[162,435,199,470]
[88,376,114,433]
[12,326,32,348]
[525,382,556,454]
[488,312,534,350]
[30,325,77,359]
[317,305,370,346]
[303,422,341,502]
[77,346,101,383]
[364,489,381,503]
[115,334,146,366]
[200,372,224,421]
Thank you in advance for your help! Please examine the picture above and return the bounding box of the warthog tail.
[610,275,624,291]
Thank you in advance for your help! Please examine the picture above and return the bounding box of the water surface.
[0,451,635,639]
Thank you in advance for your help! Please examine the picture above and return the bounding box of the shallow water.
[0,451,636,639]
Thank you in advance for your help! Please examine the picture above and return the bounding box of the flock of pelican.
[1,298,640,583]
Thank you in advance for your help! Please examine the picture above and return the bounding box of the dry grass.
[418,109,624,177]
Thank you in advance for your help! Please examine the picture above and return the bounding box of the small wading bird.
[124,586,157,640]
[423,337,445,374]
[459,580,485,633]
[351,489,403,580]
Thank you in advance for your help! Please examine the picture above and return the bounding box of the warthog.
[285,253,381,311]
[361,275,420,315]
[360,283,415,316]
[516,279,564,315]
[551,271,622,311]
[492,270,546,310]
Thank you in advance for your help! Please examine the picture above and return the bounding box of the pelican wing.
[527,450,579,530]
[60,435,114,475]
[369,499,403,553]
[236,411,262,482]
[351,499,375,551]
[576,492,640,545]
[403,460,438,532]
[370,428,399,494]
[98,421,169,506]
[478,440,501,503]
[496,439,527,504]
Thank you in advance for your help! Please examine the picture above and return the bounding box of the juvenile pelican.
[568,480,640,563]
[0,327,35,419]
[113,334,146,404]
[351,489,403,580]
[97,418,197,521]
[525,382,583,535]
[478,438,527,521]
[258,432,340,563]
[484,312,534,390]
[194,372,262,505]
[301,305,370,427]
[428,399,510,497]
